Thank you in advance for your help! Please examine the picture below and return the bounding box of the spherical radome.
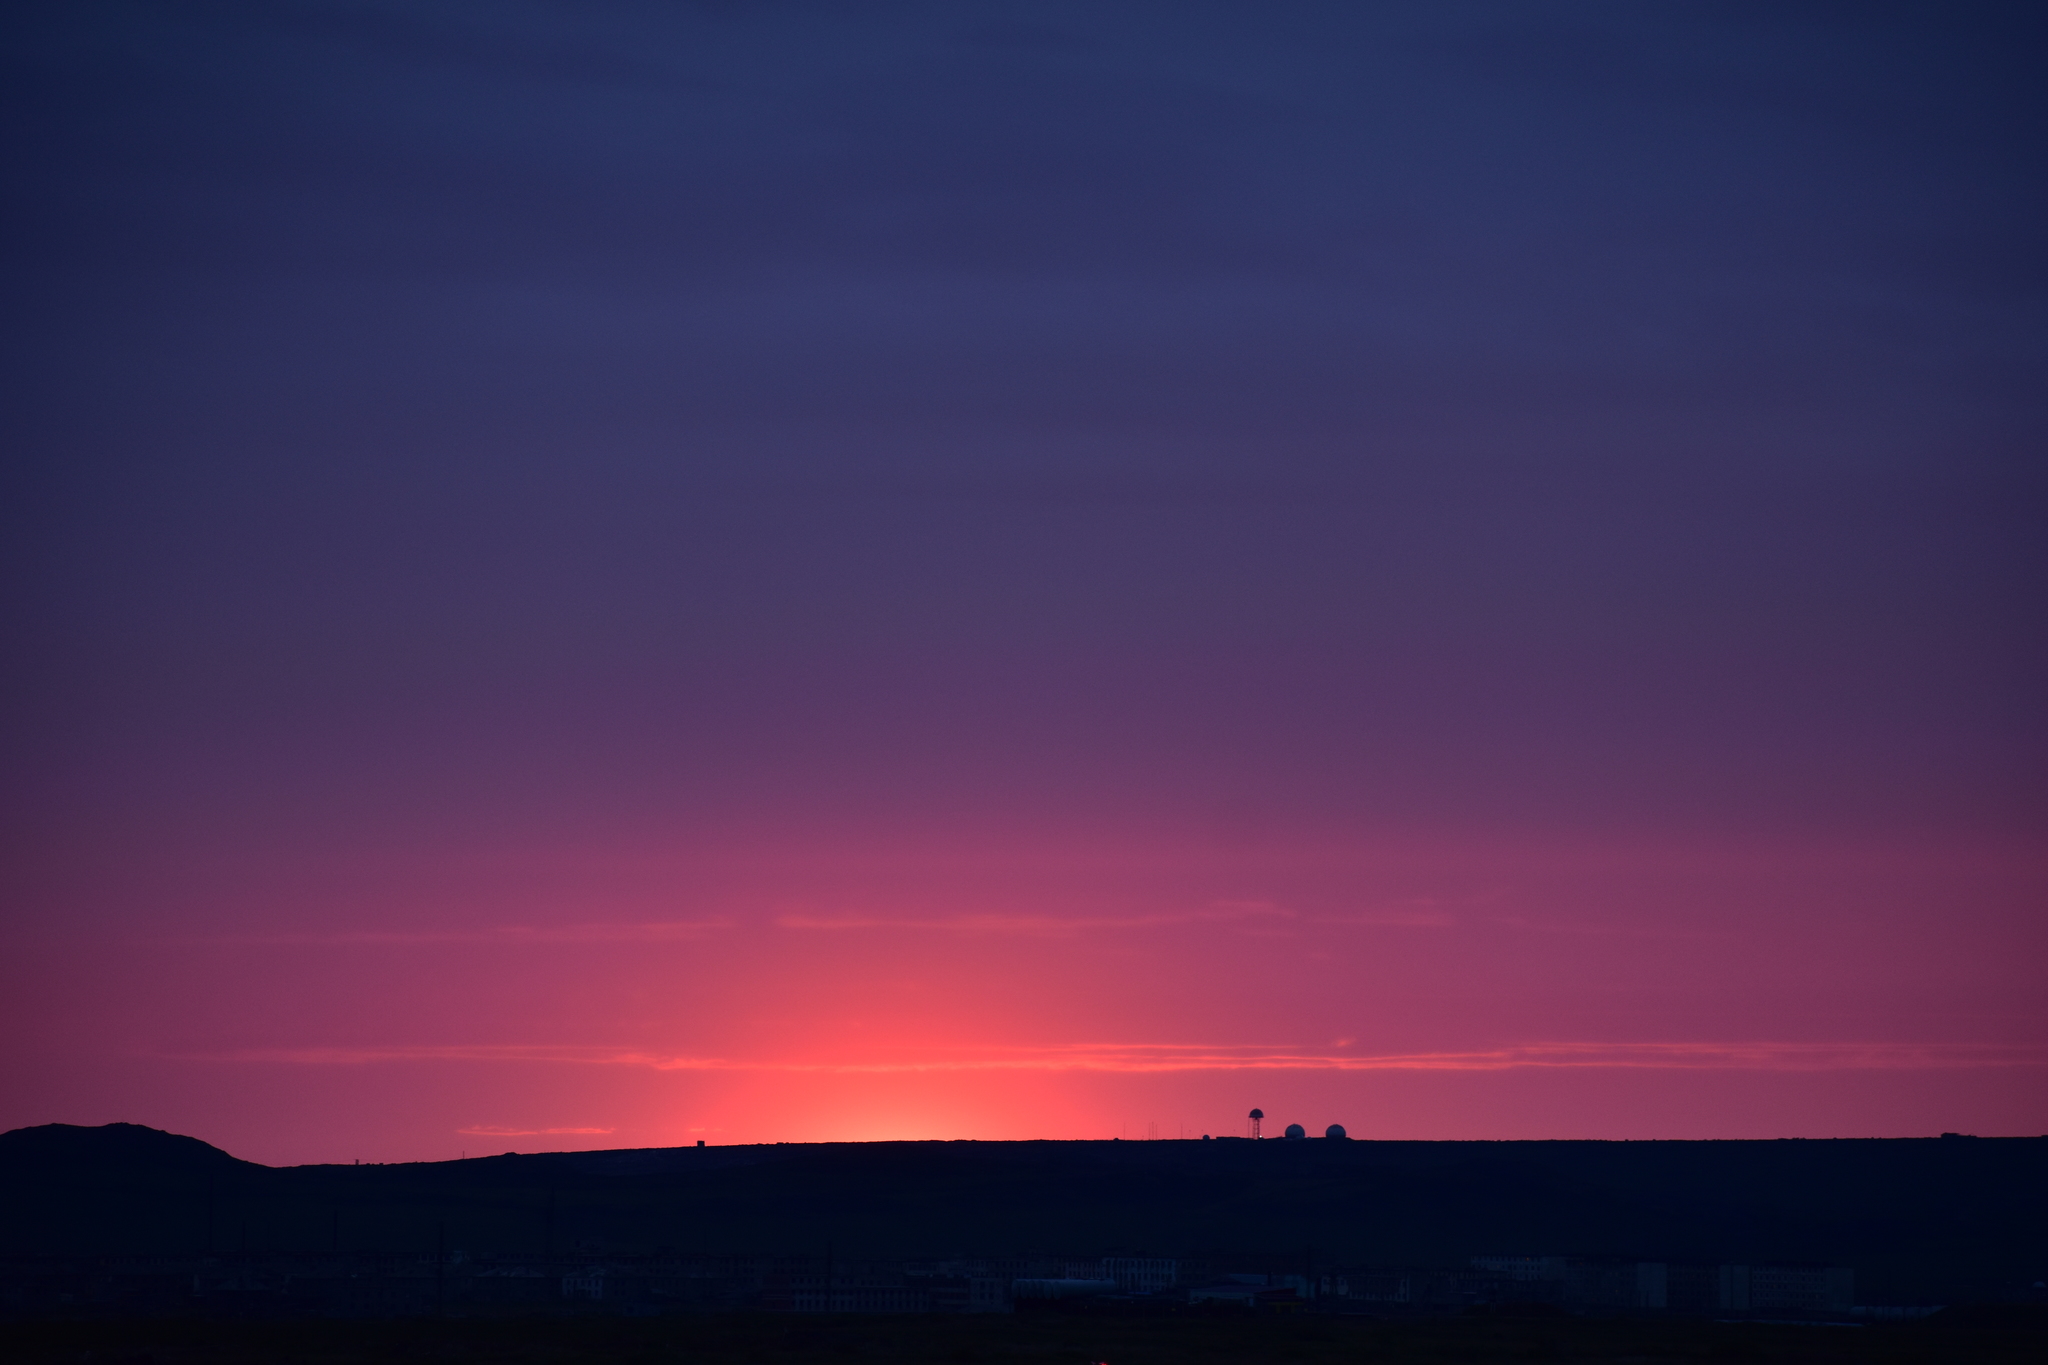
[1249,1108,1263,1120]
[1325,1124,1348,1140]
[1283,1123,1306,1139]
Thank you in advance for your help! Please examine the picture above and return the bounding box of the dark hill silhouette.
[3,1125,2043,1304]
[0,1122,252,1175]
[1,1124,258,1257]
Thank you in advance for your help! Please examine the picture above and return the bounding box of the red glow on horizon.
[7,830,2042,1164]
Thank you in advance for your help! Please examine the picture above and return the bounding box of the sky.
[2,1,2044,1165]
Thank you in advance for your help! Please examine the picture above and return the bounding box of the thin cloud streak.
[190,1041,2048,1075]
[1311,908,1458,928]
[214,922,732,945]
[192,906,1456,944]
[775,902,1299,935]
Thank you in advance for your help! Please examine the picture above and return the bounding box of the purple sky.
[3,2,2044,1161]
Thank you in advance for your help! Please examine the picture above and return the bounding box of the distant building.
[560,1271,604,1301]
[1470,1256,1567,1283]
[1473,1257,1853,1315]
[1664,1263,1720,1315]
[1187,1279,1300,1308]
[1187,1285,1261,1309]
[1665,1263,1855,1314]
[0,1246,1858,1320]
[1011,1278,1118,1302]
[1562,1260,1666,1310]
[1187,1282,1261,1306]
[1732,1264,1854,1313]
[1100,1257,1177,1292]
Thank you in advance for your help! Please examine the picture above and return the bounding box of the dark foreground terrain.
[6,1123,2046,1310]
[5,1308,2048,1365]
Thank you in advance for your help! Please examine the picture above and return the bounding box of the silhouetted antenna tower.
[1249,1107,1264,1139]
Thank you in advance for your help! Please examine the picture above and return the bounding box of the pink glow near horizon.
[8,829,2043,1164]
